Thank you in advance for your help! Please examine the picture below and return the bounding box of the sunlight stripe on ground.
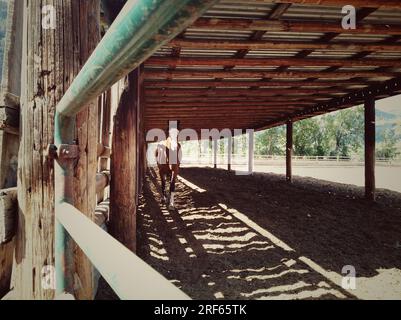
[259,287,347,300]
[228,269,309,282]
[241,281,312,298]
[218,203,294,252]
[178,176,206,193]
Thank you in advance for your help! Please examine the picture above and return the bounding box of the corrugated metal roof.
[143,0,401,131]
[282,4,343,21]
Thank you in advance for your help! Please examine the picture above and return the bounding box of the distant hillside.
[376,109,401,143]
[377,109,398,122]
[0,0,8,82]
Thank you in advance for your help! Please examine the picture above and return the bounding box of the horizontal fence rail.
[57,203,190,300]
[180,153,401,166]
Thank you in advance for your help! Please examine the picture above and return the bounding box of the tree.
[293,118,327,156]
[324,106,364,157]
[255,126,285,155]
[376,126,399,159]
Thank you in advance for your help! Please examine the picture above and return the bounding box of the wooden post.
[365,98,376,201]
[13,1,100,300]
[0,188,17,298]
[100,89,112,173]
[248,131,254,174]
[109,69,141,252]
[97,89,112,204]
[227,134,232,171]
[0,0,23,298]
[286,120,293,183]
[213,139,218,169]
[136,65,145,198]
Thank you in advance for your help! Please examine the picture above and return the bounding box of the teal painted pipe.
[57,0,218,117]
[55,112,76,296]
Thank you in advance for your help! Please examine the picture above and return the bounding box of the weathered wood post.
[213,139,218,169]
[227,134,232,172]
[13,0,100,300]
[286,120,293,183]
[364,98,376,201]
[109,69,142,253]
[0,0,23,298]
[248,130,254,174]
[136,65,145,199]
[99,90,112,173]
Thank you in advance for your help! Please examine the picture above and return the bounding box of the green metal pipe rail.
[54,0,218,299]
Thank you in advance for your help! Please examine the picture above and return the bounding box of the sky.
[376,94,401,116]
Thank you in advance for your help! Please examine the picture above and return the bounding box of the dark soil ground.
[96,167,401,300]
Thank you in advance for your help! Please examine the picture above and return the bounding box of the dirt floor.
[97,167,401,300]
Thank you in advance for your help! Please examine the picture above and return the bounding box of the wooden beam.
[364,98,375,201]
[144,80,368,88]
[145,105,303,111]
[296,78,401,116]
[256,77,401,130]
[145,69,397,79]
[0,92,19,109]
[286,120,293,183]
[192,17,401,35]
[146,56,401,68]
[261,0,401,8]
[0,107,19,135]
[169,39,401,53]
[145,88,347,96]
[146,96,330,103]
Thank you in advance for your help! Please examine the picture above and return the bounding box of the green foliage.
[376,126,399,159]
[253,105,400,159]
[293,118,329,157]
[255,126,285,156]
[323,106,364,157]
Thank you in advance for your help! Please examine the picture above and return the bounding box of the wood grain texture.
[13,0,100,300]
[110,70,140,253]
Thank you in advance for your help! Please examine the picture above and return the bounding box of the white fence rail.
[180,153,401,167]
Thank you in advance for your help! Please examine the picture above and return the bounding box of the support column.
[213,139,218,169]
[136,65,145,198]
[227,134,232,172]
[99,89,111,173]
[248,131,254,174]
[286,120,293,183]
[109,69,141,253]
[365,98,376,201]
[14,0,100,299]
[0,0,23,298]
